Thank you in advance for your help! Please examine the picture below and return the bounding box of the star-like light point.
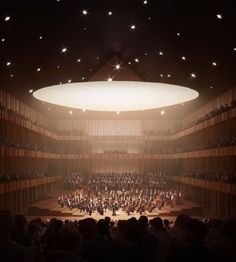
[130,24,136,30]
[4,16,10,21]
[114,64,121,70]
[107,77,113,82]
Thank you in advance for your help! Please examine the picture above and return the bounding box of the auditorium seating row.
[1,144,236,159]
[1,103,236,141]
[1,109,236,156]
[1,87,236,140]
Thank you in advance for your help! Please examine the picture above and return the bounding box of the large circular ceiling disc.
[33,81,199,112]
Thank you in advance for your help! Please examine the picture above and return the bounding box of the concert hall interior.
[0,1,236,262]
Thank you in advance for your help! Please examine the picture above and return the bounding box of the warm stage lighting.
[33,81,199,112]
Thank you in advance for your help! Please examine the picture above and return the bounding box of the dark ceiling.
[1,0,236,118]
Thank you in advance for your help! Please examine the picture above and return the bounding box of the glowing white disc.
[33,81,199,112]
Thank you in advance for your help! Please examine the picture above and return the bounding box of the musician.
[97,203,104,216]
[112,205,116,216]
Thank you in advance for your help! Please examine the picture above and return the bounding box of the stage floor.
[27,190,204,221]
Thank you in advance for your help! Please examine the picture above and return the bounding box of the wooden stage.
[26,190,204,221]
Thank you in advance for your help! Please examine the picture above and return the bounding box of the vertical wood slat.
[0,176,62,213]
[171,176,236,218]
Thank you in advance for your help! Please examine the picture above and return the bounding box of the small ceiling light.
[69,110,73,115]
[212,62,217,66]
[39,36,43,40]
[181,56,186,60]
[82,10,88,15]
[4,16,10,21]
[82,108,86,112]
[159,51,163,56]
[62,47,67,53]
[177,32,181,36]
[107,77,113,82]
[216,14,222,19]
[29,89,33,93]
[130,24,136,30]
[210,86,214,89]
[68,79,72,83]
[191,73,196,78]
[1,38,5,42]
[160,74,164,77]
[108,11,112,16]
[6,61,11,66]
[134,58,139,63]
[167,74,171,78]
[161,110,165,115]
[37,67,41,72]
[116,111,120,115]
[114,64,121,70]
[143,0,148,4]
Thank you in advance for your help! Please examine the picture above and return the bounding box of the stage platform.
[26,191,204,221]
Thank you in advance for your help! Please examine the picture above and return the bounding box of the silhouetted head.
[97,219,110,237]
[151,217,164,231]
[164,219,170,228]
[0,210,13,238]
[186,218,207,244]
[138,216,149,229]
[14,214,27,231]
[220,219,236,240]
[125,218,143,243]
[78,218,96,241]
